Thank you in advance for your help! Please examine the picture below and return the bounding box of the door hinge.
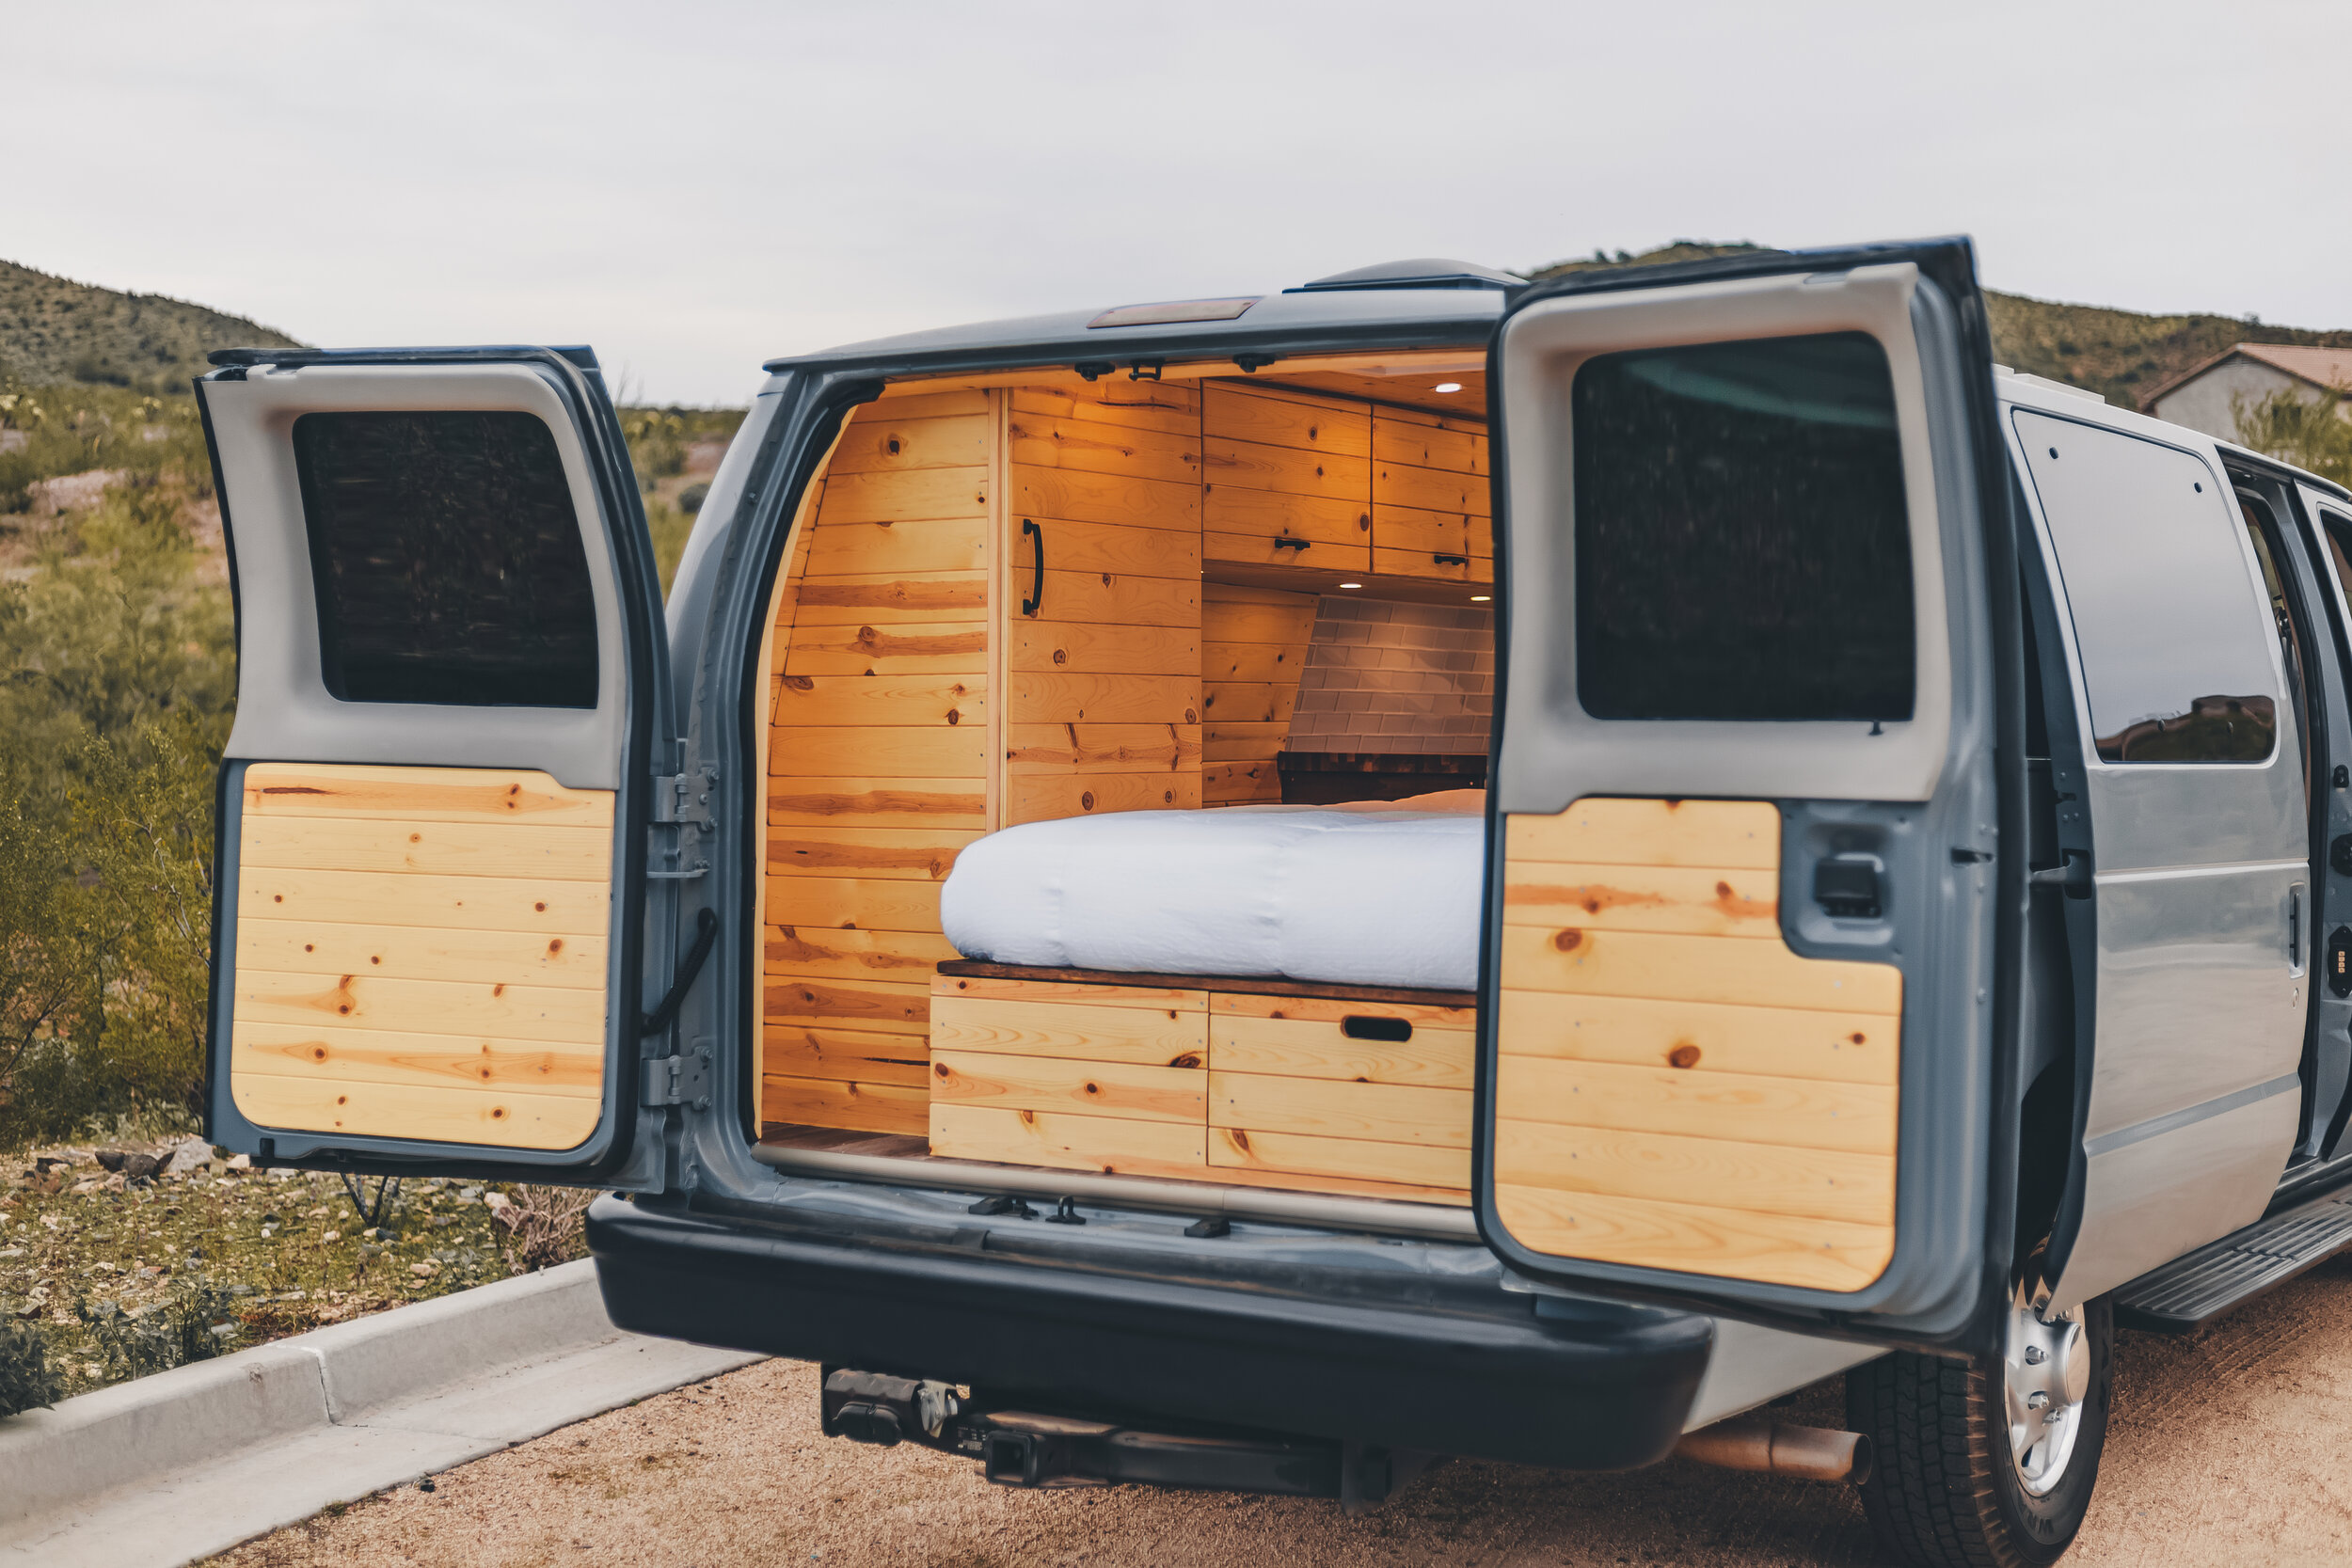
[653,768,717,828]
[642,1043,712,1109]
[649,767,717,879]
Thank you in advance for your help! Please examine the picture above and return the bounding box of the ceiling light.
[1470,594,1490,602]
[1433,382,1463,393]
[1338,582,1363,590]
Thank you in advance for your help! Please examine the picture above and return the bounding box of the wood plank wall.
[1003,381,1205,824]
[230,764,613,1151]
[1200,583,1318,805]
[761,391,993,1135]
[1492,798,1902,1291]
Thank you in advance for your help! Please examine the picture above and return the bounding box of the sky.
[6,0,2349,405]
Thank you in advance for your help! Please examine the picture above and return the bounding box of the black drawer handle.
[1432,553,1469,566]
[1021,519,1043,616]
[1272,536,1311,553]
[1341,1015,1413,1042]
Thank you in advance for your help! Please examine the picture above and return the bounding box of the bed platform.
[762,959,1476,1206]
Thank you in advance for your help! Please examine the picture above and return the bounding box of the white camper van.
[197,239,2352,1565]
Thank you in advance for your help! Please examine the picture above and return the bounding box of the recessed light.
[1433,382,1463,394]
[1470,594,1490,602]
[1338,582,1363,590]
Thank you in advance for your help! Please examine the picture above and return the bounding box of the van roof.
[764,281,1509,375]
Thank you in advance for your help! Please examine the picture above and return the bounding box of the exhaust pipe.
[1675,1418,1872,1483]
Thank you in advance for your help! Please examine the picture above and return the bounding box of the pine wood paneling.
[1002,722,1201,775]
[230,765,613,1152]
[1009,621,1201,675]
[1200,584,1314,805]
[1004,771,1201,824]
[1493,797,1902,1291]
[930,1049,1207,1125]
[762,396,996,1132]
[763,1024,934,1088]
[929,1103,1211,1180]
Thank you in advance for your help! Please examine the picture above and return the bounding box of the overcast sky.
[7,1,2347,404]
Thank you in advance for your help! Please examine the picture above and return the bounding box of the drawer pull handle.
[1341,1015,1413,1042]
[1432,553,1470,567]
[1271,536,1311,552]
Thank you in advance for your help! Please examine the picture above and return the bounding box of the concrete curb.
[0,1259,763,1567]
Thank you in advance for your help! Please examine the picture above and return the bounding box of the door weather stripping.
[641,908,721,1037]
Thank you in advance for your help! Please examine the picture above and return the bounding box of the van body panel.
[2005,394,2309,1307]
[198,348,673,1188]
[1477,242,2012,1348]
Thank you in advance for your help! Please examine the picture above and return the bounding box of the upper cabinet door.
[1480,243,2015,1347]
[197,348,675,1189]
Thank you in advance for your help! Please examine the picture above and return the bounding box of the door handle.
[2291,883,2308,977]
[1020,520,1044,617]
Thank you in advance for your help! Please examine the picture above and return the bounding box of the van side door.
[197,347,679,1190]
[2011,404,2307,1307]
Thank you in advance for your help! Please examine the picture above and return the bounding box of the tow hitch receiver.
[819,1367,1436,1508]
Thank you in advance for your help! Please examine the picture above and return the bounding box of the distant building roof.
[2141,342,2352,412]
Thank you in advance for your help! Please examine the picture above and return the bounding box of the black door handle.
[1021,519,1043,616]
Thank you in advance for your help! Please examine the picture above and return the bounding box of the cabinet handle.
[1272,537,1311,553]
[1433,553,1470,567]
[1021,519,1043,617]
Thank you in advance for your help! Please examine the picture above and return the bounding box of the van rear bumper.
[586,1194,1714,1472]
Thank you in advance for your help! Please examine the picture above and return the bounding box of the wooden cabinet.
[929,970,1472,1203]
[1202,385,1373,572]
[1372,406,1492,583]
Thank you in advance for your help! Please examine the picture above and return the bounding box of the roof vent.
[1291,258,1520,293]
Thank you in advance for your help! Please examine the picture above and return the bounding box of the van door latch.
[1812,855,1884,919]
[2029,850,2094,899]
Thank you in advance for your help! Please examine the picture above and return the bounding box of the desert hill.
[0,259,301,392]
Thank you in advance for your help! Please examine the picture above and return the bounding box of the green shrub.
[74,1283,241,1384]
[0,1317,68,1418]
[2235,385,2352,488]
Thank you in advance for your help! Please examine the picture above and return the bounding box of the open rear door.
[197,347,678,1189]
[1480,241,2019,1349]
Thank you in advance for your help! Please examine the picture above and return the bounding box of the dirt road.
[205,1253,2352,1568]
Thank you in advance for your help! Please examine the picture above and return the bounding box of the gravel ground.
[207,1253,2352,1568]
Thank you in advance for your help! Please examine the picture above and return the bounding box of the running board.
[2112,1193,2352,1333]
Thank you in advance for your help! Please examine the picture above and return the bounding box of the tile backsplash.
[1284,596,1495,756]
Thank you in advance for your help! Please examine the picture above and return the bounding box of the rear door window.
[293,409,601,707]
[1572,331,1915,722]
[2015,411,2277,763]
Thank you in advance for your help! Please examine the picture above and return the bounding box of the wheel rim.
[2002,1296,2090,1497]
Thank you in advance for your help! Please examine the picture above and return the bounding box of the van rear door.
[1479,241,2015,1350]
[196,347,681,1190]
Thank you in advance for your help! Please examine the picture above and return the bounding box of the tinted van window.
[2015,411,2275,763]
[293,410,599,708]
[1571,331,1915,722]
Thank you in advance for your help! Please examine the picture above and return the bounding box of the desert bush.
[0,1317,68,1418]
[74,1283,241,1384]
[2234,385,2352,488]
[490,1185,597,1273]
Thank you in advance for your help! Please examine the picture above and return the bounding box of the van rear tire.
[1844,1296,2112,1568]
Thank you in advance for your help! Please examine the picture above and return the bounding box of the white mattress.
[939,804,1486,990]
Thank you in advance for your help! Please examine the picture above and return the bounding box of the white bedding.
[939,803,1486,990]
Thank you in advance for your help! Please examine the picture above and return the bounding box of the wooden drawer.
[1210,992,1474,1086]
[1207,990,1476,1198]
